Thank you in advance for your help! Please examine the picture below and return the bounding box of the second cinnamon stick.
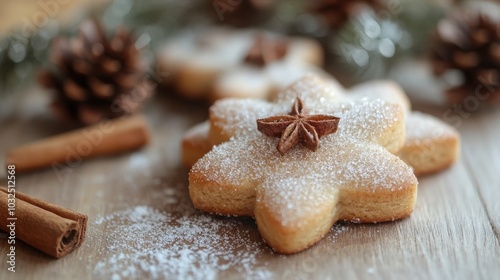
[0,187,87,258]
[6,115,150,174]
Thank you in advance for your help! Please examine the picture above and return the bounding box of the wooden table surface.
[1,68,499,279]
[0,0,105,35]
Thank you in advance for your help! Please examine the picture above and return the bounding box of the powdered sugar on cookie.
[190,75,418,253]
[405,112,458,144]
[210,76,405,151]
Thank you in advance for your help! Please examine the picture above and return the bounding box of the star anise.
[256,98,340,155]
[244,34,288,67]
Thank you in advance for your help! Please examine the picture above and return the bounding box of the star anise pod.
[256,98,340,155]
[244,34,288,67]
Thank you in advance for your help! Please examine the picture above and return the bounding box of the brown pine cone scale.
[310,0,385,29]
[39,19,151,125]
[431,6,500,104]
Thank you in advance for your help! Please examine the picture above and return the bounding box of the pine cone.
[310,0,385,30]
[431,7,500,104]
[39,19,152,125]
[210,0,274,28]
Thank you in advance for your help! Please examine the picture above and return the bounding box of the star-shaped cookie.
[157,27,323,102]
[189,75,417,253]
[183,76,460,176]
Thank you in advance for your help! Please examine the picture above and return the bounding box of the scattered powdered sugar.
[367,267,377,274]
[123,152,157,185]
[328,224,349,242]
[127,152,152,170]
[91,206,272,280]
[127,151,153,171]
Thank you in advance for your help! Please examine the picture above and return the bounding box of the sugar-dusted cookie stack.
[183,75,460,176]
[157,27,324,102]
[180,74,460,254]
[346,80,460,175]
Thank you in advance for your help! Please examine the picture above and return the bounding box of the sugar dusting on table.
[91,206,272,280]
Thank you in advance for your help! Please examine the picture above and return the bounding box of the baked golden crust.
[187,75,417,254]
[255,185,417,254]
[397,112,460,176]
[182,76,458,253]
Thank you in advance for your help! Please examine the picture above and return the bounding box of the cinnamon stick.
[6,115,150,174]
[0,187,88,258]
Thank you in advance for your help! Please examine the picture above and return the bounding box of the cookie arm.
[209,98,277,144]
[182,121,212,167]
[338,100,406,153]
[398,112,460,176]
[189,136,272,217]
[348,80,411,112]
[330,140,418,223]
[255,176,340,254]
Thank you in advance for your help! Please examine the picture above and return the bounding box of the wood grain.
[460,112,500,240]
[0,84,499,279]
